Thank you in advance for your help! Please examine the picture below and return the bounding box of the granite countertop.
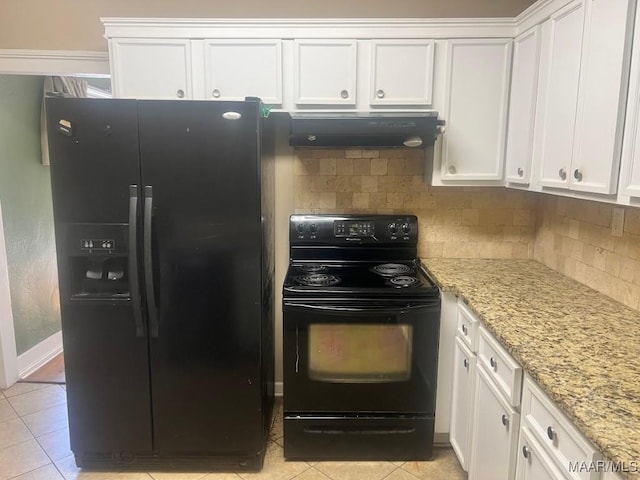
[421,258,640,479]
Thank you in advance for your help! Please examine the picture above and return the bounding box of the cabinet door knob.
[573,169,583,182]
[547,426,556,440]
[522,446,531,459]
[461,324,468,335]
[517,167,524,177]
[559,168,567,180]
[340,89,350,99]
[176,89,185,98]
[212,89,221,98]
[448,165,457,175]
[463,358,469,369]
[490,357,497,369]
[376,89,385,99]
[501,414,509,427]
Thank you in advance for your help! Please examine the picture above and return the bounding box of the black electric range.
[282,214,441,461]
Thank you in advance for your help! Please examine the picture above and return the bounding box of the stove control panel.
[290,214,418,245]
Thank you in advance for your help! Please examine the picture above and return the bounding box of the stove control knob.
[401,223,411,235]
[388,223,398,235]
[296,223,307,235]
[309,223,318,234]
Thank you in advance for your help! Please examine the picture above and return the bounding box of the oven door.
[283,299,440,414]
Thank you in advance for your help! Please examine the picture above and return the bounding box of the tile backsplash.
[534,195,640,310]
[293,147,640,310]
[294,148,537,259]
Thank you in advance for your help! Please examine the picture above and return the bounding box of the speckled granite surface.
[422,258,640,479]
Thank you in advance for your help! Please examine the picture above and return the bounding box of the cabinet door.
[570,0,634,194]
[110,39,192,99]
[516,427,566,480]
[536,1,584,189]
[505,26,542,185]
[369,40,434,106]
[441,39,512,181]
[469,365,520,480]
[204,40,282,104]
[294,40,357,105]
[620,0,640,198]
[450,337,475,471]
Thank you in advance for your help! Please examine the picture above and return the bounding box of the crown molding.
[101,17,518,40]
[0,49,109,76]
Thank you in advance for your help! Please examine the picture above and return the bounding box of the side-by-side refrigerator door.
[137,100,263,458]
[46,98,153,460]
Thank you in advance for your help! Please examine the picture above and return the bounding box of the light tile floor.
[0,384,467,480]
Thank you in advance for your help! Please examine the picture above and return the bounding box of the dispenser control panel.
[80,239,115,250]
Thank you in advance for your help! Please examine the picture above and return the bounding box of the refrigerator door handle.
[144,185,159,338]
[129,185,144,337]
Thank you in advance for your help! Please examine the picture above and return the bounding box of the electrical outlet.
[612,207,625,237]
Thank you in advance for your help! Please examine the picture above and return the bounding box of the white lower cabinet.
[519,375,602,480]
[517,426,567,480]
[449,336,476,471]
[469,364,520,480]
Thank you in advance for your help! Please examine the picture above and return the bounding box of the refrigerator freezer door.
[46,98,153,456]
[138,101,264,455]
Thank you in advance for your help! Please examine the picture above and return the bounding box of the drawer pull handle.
[490,357,497,369]
[522,446,531,459]
[547,426,555,440]
[463,358,469,369]
[501,414,509,428]
[461,324,468,335]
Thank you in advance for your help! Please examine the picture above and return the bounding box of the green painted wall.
[0,75,60,355]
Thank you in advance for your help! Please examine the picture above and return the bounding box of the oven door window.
[308,323,413,383]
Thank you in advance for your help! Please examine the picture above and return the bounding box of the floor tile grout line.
[0,430,38,455]
[5,461,56,480]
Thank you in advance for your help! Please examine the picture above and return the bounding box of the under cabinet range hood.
[289,112,443,148]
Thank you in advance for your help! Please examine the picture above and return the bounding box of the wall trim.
[0,202,18,389]
[0,49,110,76]
[102,17,518,40]
[17,331,63,379]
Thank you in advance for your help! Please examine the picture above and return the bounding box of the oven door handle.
[283,302,434,315]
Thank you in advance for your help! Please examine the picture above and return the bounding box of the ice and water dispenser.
[65,224,131,300]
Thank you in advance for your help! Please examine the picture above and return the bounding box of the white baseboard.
[17,331,63,379]
[275,381,283,397]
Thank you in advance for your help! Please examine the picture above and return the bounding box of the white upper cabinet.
[536,1,584,190]
[294,40,357,106]
[203,40,282,105]
[440,39,512,182]
[619,0,640,199]
[505,26,542,185]
[571,0,634,195]
[369,40,434,106]
[110,39,193,99]
[536,0,635,195]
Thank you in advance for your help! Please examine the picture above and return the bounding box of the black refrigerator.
[45,97,275,470]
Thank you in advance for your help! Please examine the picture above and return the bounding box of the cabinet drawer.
[457,300,480,352]
[477,325,523,407]
[517,425,568,480]
[522,375,602,480]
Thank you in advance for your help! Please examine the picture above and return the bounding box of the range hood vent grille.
[289,112,443,148]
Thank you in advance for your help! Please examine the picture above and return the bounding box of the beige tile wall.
[294,148,538,259]
[534,195,640,310]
